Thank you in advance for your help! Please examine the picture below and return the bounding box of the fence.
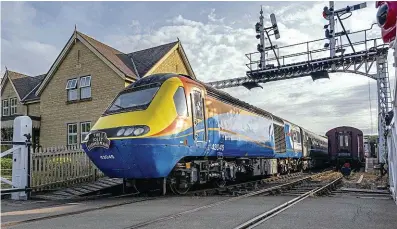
[30,145,105,192]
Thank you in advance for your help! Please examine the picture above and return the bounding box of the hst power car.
[82,73,328,194]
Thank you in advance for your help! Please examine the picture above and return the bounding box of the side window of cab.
[173,87,188,116]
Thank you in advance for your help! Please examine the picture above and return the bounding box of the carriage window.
[192,90,204,119]
[345,135,349,147]
[173,87,188,116]
[339,133,344,147]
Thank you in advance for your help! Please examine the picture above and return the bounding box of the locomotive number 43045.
[100,155,115,159]
[211,144,224,151]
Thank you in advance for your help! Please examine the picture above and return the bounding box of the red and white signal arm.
[376,1,397,43]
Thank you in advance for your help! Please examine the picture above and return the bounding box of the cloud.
[208,9,225,23]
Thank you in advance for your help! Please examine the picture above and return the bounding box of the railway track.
[123,170,336,229]
[233,175,343,229]
[1,170,331,228]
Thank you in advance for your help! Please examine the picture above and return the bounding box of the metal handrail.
[245,24,386,71]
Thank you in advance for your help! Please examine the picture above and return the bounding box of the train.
[326,126,364,170]
[81,73,329,194]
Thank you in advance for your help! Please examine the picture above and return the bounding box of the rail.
[233,176,343,229]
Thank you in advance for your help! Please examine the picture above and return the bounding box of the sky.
[1,1,394,136]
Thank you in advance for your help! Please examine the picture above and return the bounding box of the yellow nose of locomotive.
[87,76,187,140]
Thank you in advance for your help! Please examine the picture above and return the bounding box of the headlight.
[116,128,125,136]
[124,126,149,137]
[133,127,145,136]
[124,127,134,136]
[93,125,150,138]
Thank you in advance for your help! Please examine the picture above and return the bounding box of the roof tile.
[128,41,178,77]
[10,73,45,101]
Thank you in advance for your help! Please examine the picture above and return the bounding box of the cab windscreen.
[106,85,159,113]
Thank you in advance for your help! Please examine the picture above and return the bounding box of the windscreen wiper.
[113,104,126,110]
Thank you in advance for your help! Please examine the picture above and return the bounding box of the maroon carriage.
[326,126,364,169]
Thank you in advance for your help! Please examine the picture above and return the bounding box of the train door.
[337,131,352,156]
[292,127,302,156]
[301,130,308,158]
[284,122,293,155]
[206,97,217,153]
[190,89,207,145]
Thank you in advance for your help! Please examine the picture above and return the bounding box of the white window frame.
[80,121,91,142]
[2,99,9,116]
[79,75,91,99]
[66,78,78,101]
[10,97,17,115]
[67,123,78,146]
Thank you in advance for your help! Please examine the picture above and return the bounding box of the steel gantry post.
[376,54,392,164]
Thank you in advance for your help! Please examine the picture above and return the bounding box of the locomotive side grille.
[274,124,286,153]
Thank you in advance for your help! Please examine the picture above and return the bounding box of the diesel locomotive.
[81,73,328,194]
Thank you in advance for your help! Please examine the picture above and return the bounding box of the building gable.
[1,71,27,101]
[1,73,24,117]
[148,45,191,76]
[1,76,19,101]
[77,32,137,79]
[34,29,196,94]
[128,41,179,77]
[128,41,195,79]
[124,42,194,87]
[38,38,126,147]
[35,31,134,97]
[1,70,46,104]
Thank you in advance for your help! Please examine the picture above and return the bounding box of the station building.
[1,30,195,149]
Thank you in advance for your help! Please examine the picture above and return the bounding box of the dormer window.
[66,78,78,101]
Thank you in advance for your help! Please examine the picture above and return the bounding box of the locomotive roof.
[326,126,363,135]
[129,73,324,139]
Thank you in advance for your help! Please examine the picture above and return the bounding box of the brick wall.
[151,48,189,75]
[27,102,40,116]
[39,40,125,147]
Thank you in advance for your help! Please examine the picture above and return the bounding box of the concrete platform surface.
[255,195,397,229]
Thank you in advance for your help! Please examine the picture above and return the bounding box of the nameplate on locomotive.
[86,132,110,151]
